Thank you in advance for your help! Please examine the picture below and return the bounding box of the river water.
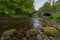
[31,17,42,30]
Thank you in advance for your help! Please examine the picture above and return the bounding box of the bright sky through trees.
[34,0,58,11]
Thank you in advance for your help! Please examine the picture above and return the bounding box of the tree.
[39,2,52,11]
[49,0,55,5]
[0,0,34,16]
[49,0,51,5]
[56,0,60,10]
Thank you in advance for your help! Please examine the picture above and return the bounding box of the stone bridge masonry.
[29,10,59,17]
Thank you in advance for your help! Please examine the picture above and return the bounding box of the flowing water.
[0,0,58,40]
[33,0,58,30]
[32,17,42,30]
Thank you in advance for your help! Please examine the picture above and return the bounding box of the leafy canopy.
[0,0,34,16]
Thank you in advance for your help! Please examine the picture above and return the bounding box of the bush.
[32,13,39,17]
[51,12,60,19]
[42,27,58,36]
[0,0,34,16]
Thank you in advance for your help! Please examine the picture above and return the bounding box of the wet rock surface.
[0,16,60,40]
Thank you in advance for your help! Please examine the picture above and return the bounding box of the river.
[31,17,42,30]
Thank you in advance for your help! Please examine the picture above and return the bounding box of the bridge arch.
[42,12,51,16]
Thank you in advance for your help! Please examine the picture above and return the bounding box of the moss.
[3,29,16,35]
[30,28,38,32]
[29,28,39,34]
[42,27,58,36]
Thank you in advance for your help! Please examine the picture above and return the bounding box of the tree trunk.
[49,0,51,5]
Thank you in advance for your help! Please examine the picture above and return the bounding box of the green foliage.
[39,2,52,11]
[51,12,60,19]
[0,0,34,16]
[42,27,58,36]
[39,2,57,11]
[32,13,39,17]
[56,0,60,10]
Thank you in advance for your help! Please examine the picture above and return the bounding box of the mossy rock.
[42,27,58,36]
[3,29,16,35]
[30,28,39,33]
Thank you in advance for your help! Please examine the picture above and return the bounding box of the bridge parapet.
[29,10,59,17]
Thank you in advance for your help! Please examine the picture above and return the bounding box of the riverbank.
[0,16,60,40]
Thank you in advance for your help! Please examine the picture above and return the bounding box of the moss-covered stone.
[3,29,16,35]
[42,27,58,36]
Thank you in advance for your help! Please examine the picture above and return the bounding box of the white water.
[32,17,42,30]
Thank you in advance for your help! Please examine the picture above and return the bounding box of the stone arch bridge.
[29,10,59,17]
